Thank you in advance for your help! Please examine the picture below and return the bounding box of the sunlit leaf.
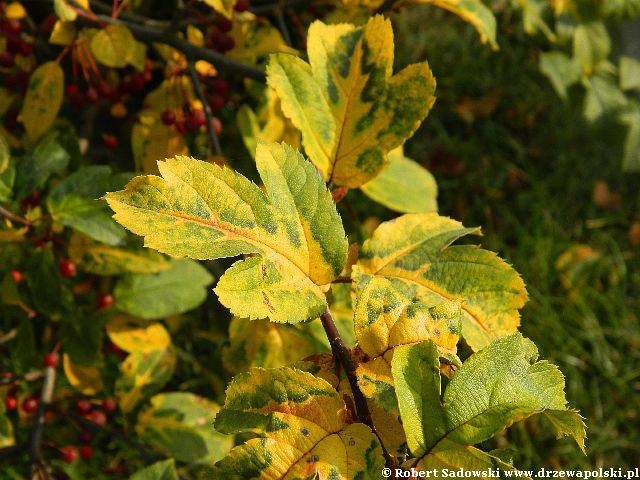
[354,213,528,351]
[361,147,437,213]
[130,460,179,480]
[20,61,64,142]
[90,24,137,68]
[392,335,586,472]
[106,315,171,353]
[53,0,90,22]
[267,16,436,187]
[105,142,348,324]
[214,367,385,478]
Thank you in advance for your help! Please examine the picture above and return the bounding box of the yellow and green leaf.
[354,213,528,351]
[63,353,103,395]
[136,392,233,463]
[106,315,171,353]
[105,142,348,324]
[267,16,436,187]
[90,24,137,68]
[116,347,176,412]
[20,61,64,142]
[213,367,385,478]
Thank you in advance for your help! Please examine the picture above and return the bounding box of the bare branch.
[187,60,222,157]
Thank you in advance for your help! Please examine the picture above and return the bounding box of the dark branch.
[0,205,33,227]
[374,0,397,14]
[65,2,266,80]
[28,366,55,480]
[187,60,222,157]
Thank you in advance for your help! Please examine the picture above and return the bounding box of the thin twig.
[319,309,398,474]
[331,276,353,284]
[187,59,222,156]
[0,205,33,227]
[374,0,397,14]
[64,1,265,80]
[28,366,55,480]
[275,7,292,46]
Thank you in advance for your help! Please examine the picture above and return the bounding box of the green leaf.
[136,392,233,463]
[26,248,74,320]
[361,148,437,213]
[407,0,498,50]
[0,165,15,202]
[619,103,640,171]
[129,460,179,480]
[0,132,9,174]
[583,72,628,122]
[573,22,611,70]
[20,61,64,142]
[116,348,176,412]
[59,313,105,366]
[200,0,236,18]
[15,130,71,198]
[47,166,130,246]
[354,213,528,351]
[620,56,640,91]
[539,51,581,100]
[267,16,436,187]
[392,334,586,471]
[105,142,348,324]
[114,259,213,320]
[0,393,15,448]
[54,0,90,22]
[90,24,137,68]
[214,367,384,478]
[68,232,172,276]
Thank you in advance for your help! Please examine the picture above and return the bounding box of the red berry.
[4,396,17,411]
[85,87,99,104]
[161,109,176,126]
[89,409,107,426]
[207,93,225,112]
[66,84,79,96]
[212,32,235,53]
[211,117,222,135]
[0,52,15,68]
[76,399,92,414]
[131,73,145,92]
[143,70,153,83]
[102,134,119,150]
[6,35,21,54]
[80,445,93,460]
[144,58,153,72]
[174,120,187,134]
[18,40,32,57]
[4,19,22,35]
[44,352,60,368]
[22,397,39,414]
[234,0,250,12]
[59,259,77,278]
[101,397,117,412]
[212,78,230,97]
[192,109,206,127]
[96,80,114,98]
[61,445,79,464]
[216,16,233,33]
[96,293,114,310]
[11,270,22,282]
[78,430,93,445]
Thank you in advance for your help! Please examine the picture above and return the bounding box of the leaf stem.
[0,204,33,227]
[319,308,398,475]
[187,59,222,157]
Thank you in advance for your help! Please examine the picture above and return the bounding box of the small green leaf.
[90,24,137,68]
[361,148,437,213]
[573,22,611,70]
[20,61,64,142]
[136,392,233,463]
[539,51,581,100]
[114,259,213,320]
[129,460,179,480]
[620,56,640,91]
[583,72,628,122]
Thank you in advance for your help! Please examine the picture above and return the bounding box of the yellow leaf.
[90,24,136,68]
[49,20,77,46]
[54,0,90,22]
[227,15,297,65]
[200,0,236,18]
[20,61,64,142]
[63,354,103,395]
[106,316,171,353]
[5,2,26,19]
